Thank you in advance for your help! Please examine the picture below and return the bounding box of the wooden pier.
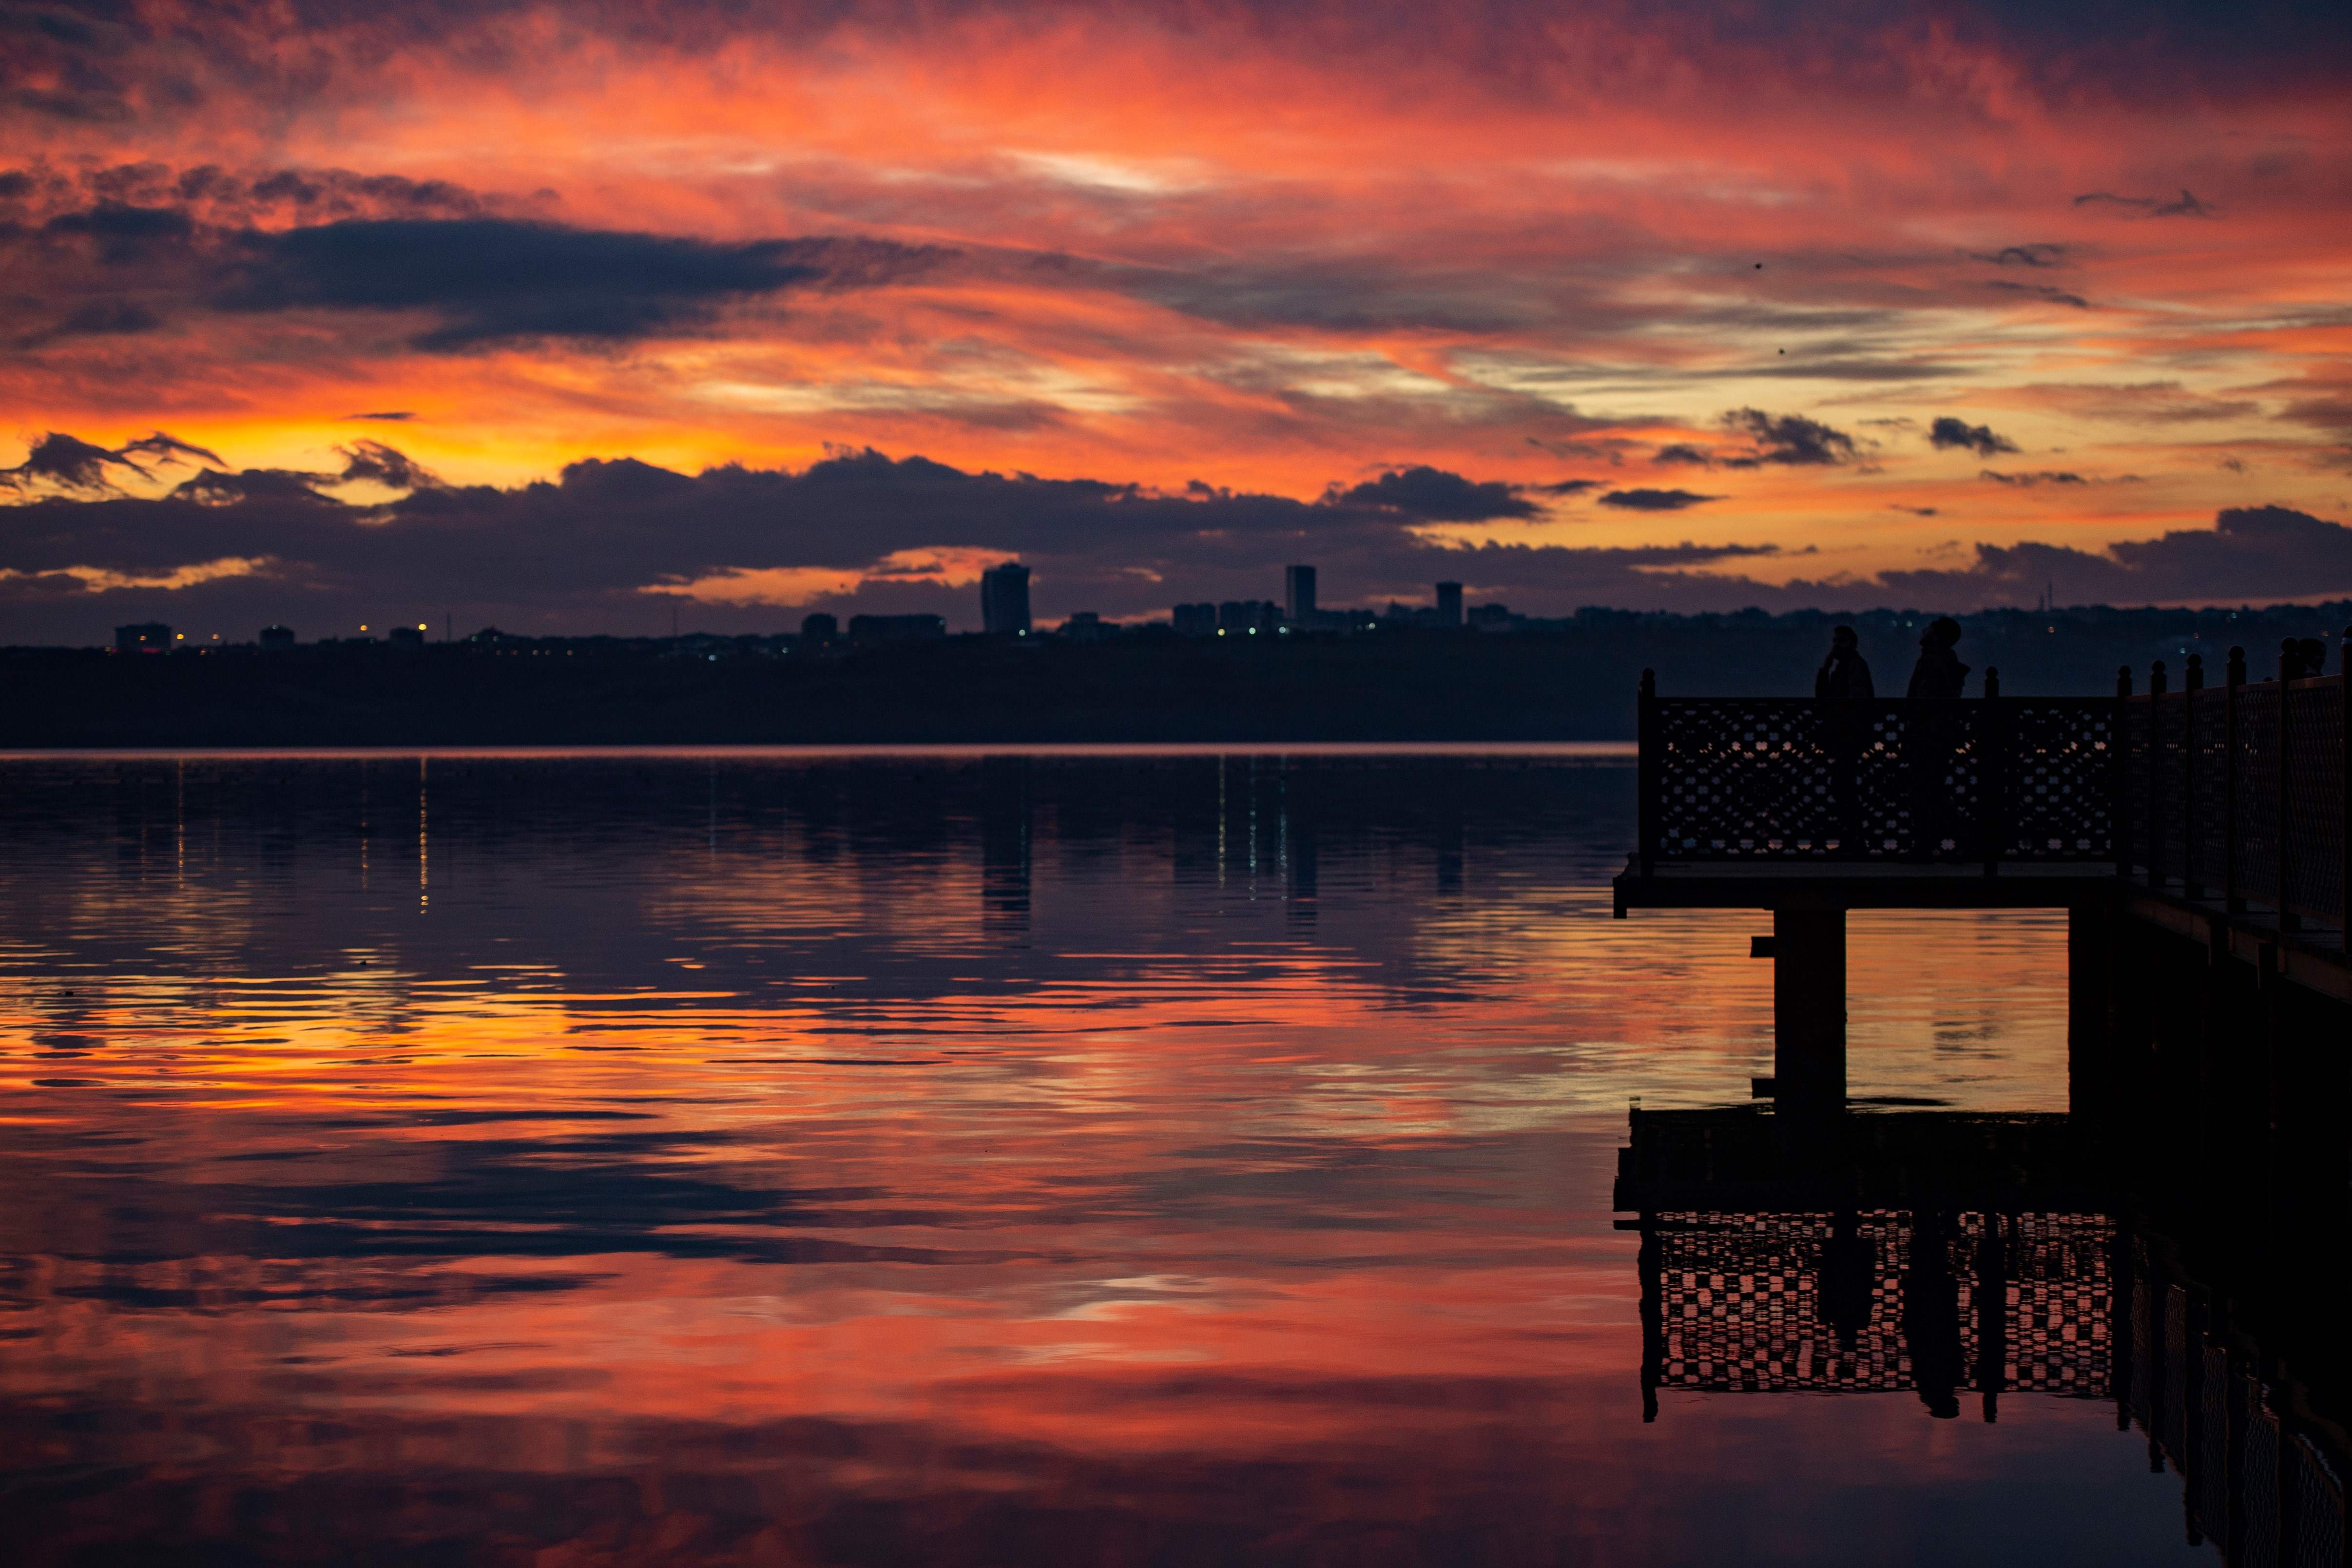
[1607,642,2352,1559]
[1612,639,2352,1113]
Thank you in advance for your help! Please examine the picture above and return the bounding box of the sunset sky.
[4,0,2351,637]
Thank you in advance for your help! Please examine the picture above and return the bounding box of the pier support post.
[1773,906,1847,1114]
[2068,901,2119,1127]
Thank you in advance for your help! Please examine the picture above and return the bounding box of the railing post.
[1982,665,2003,878]
[2225,646,2245,913]
[1638,667,1657,878]
[2341,625,2351,941]
[2148,661,2167,890]
[2115,665,2133,879]
[2277,640,2298,932]
[2183,653,2203,896]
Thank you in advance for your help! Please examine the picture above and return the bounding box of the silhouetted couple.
[1814,618,1969,699]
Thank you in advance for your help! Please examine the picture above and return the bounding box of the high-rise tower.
[980,562,1032,635]
[1284,564,1317,623]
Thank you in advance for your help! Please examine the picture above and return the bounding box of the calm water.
[1,750,2203,1565]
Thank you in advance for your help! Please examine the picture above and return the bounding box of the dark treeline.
[4,602,2345,745]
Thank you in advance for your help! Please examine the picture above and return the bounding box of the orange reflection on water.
[0,753,2179,1565]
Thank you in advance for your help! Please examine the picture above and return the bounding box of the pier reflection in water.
[0,750,2315,1564]
[1618,1103,2351,1565]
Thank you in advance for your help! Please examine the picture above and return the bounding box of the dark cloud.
[117,432,227,466]
[221,218,953,349]
[40,200,194,261]
[1597,488,1720,511]
[1980,468,2085,485]
[1651,444,1715,466]
[1330,466,1541,521]
[335,439,442,490]
[1867,505,2352,607]
[161,440,441,505]
[2072,188,2214,217]
[1928,417,2019,456]
[171,467,345,506]
[1,179,954,352]
[0,430,221,496]
[1525,478,1603,496]
[1986,279,2090,308]
[0,438,1809,638]
[0,433,141,495]
[2277,387,2352,431]
[15,299,164,347]
[343,411,416,422]
[1745,358,1965,382]
[1717,408,1857,466]
[1976,243,2069,268]
[1889,504,1940,517]
[5,441,2347,632]
[0,161,521,228]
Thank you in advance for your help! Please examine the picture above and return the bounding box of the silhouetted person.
[1973,1217,2008,1424]
[1904,1210,1964,1419]
[2286,636,2326,679]
[1815,626,1874,698]
[1907,617,1969,699]
[1819,1210,1876,1352]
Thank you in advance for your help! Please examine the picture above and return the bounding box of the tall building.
[981,562,1032,636]
[1218,600,1280,634]
[259,625,295,650]
[1172,603,1217,637]
[800,612,838,641]
[1284,564,1317,623]
[1435,581,1464,627]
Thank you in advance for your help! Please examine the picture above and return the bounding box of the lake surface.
[0,750,2207,1565]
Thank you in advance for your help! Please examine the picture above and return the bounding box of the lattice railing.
[2238,685,2283,906]
[2120,670,2348,930]
[2189,695,2229,894]
[2287,679,2346,925]
[1639,693,2109,866]
[1634,658,2350,930]
[2005,700,2117,860]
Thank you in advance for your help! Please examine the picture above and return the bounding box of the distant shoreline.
[4,600,2337,747]
[0,740,1639,760]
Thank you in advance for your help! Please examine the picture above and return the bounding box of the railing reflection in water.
[1620,1109,2351,1567]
